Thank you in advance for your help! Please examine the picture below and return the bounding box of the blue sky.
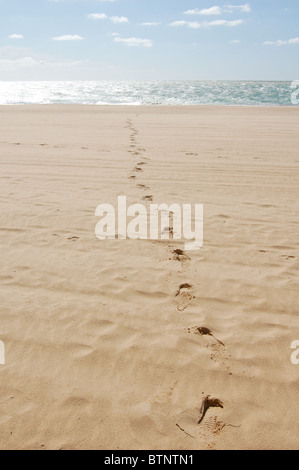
[0,0,299,80]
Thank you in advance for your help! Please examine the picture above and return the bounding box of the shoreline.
[0,103,298,108]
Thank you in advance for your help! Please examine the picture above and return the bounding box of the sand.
[0,105,298,450]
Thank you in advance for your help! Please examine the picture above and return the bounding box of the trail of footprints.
[127,118,153,202]
[126,117,227,444]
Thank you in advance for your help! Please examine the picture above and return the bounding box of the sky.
[0,0,299,81]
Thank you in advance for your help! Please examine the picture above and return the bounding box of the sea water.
[0,81,297,106]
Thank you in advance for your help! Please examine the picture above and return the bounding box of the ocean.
[0,81,297,106]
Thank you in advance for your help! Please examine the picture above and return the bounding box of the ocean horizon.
[0,80,297,106]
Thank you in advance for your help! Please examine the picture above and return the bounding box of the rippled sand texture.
[0,105,298,450]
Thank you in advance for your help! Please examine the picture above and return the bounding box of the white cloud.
[170,21,202,29]
[8,34,24,39]
[205,19,244,27]
[52,35,84,41]
[170,21,189,27]
[87,13,108,20]
[140,22,160,26]
[114,37,153,48]
[184,7,222,16]
[170,19,244,29]
[88,13,129,23]
[225,4,251,13]
[0,57,41,71]
[289,38,299,44]
[110,16,129,24]
[0,46,82,72]
[184,4,251,16]
[264,37,299,46]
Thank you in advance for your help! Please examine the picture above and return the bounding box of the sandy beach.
[0,105,298,450]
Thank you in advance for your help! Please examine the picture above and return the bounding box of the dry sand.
[0,105,298,450]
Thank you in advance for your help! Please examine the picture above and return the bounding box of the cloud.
[170,21,201,29]
[184,7,222,16]
[0,45,82,72]
[110,16,129,24]
[52,35,84,41]
[264,37,299,46]
[0,57,42,71]
[184,4,251,16]
[170,19,244,29]
[205,19,244,27]
[87,13,108,20]
[225,4,251,13]
[114,37,153,48]
[88,13,129,23]
[8,34,24,39]
[140,22,160,26]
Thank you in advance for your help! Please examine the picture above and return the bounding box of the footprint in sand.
[176,394,225,448]
[175,283,192,297]
[282,255,296,260]
[198,396,224,425]
[173,249,191,261]
[68,236,79,242]
[209,344,232,375]
[137,184,150,190]
[142,195,153,202]
[134,167,143,173]
[191,326,224,346]
[188,326,232,375]
[176,283,194,311]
